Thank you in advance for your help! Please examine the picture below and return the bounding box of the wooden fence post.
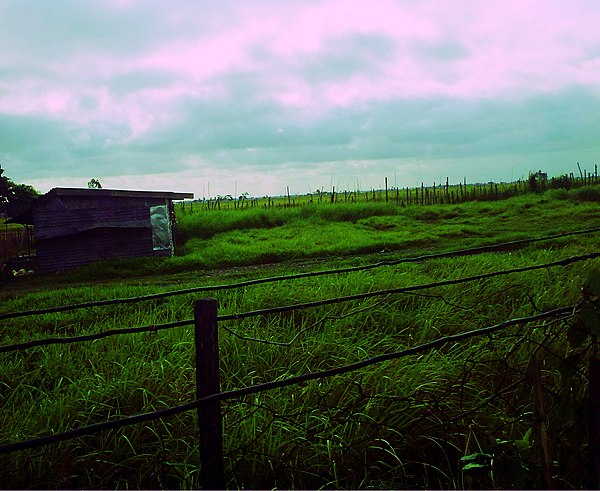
[589,359,600,489]
[194,298,224,490]
[2,223,7,264]
[385,177,388,202]
[529,354,553,489]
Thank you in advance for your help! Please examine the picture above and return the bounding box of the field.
[1,183,600,489]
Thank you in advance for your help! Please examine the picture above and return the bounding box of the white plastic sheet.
[150,204,173,253]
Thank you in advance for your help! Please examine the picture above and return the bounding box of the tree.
[88,178,102,189]
[0,167,9,213]
[0,165,40,218]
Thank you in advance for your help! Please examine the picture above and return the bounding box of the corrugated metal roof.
[46,188,194,200]
[9,187,194,225]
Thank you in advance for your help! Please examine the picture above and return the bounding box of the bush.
[177,209,287,242]
[571,186,600,202]
[315,202,395,223]
[545,189,570,200]
[414,210,440,222]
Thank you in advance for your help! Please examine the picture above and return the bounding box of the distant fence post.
[194,298,224,490]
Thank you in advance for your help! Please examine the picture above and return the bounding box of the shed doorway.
[150,204,173,254]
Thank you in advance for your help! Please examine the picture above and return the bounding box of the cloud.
[1,0,600,197]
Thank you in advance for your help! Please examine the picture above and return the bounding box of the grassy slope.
[0,186,599,489]
[7,186,597,287]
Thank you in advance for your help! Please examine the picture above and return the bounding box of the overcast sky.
[1,0,600,198]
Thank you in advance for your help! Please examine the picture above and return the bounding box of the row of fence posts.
[191,297,600,489]
[180,169,599,213]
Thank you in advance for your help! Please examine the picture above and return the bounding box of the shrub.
[571,185,600,202]
[546,189,570,200]
[414,210,440,222]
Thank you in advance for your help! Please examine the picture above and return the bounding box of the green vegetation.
[0,165,40,218]
[173,186,600,272]
[1,184,600,488]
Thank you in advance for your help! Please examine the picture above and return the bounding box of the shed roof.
[41,187,194,202]
[8,187,194,225]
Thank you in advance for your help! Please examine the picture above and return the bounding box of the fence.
[0,225,34,266]
[1,229,600,488]
[178,169,600,211]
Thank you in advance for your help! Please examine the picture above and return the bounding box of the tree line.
[0,165,39,218]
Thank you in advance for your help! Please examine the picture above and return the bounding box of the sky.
[1,0,600,199]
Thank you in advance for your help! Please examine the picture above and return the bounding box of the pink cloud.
[2,0,600,137]
[171,0,598,109]
[137,34,250,81]
[0,80,78,119]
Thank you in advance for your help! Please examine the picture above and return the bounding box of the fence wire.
[1,235,599,488]
[1,251,597,354]
[222,310,590,489]
[2,227,599,321]
[0,302,581,455]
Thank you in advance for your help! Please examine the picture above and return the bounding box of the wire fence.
[179,169,599,211]
[2,226,599,321]
[1,251,598,355]
[1,231,599,488]
[0,225,34,268]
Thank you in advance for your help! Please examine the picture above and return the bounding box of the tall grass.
[174,186,600,272]
[0,186,599,488]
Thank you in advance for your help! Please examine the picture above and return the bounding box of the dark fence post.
[589,358,600,489]
[194,298,224,490]
[529,354,553,489]
[2,223,7,264]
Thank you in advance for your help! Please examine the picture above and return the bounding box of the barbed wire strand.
[218,252,600,321]
[220,295,391,346]
[0,320,193,354]
[1,227,598,321]
[1,252,597,354]
[0,302,579,455]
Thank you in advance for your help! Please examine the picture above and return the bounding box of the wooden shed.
[10,187,193,271]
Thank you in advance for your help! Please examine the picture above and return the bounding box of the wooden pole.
[3,222,7,264]
[529,354,553,489]
[589,359,600,489]
[385,177,388,202]
[194,299,225,490]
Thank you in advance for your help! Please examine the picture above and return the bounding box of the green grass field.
[1,184,600,489]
